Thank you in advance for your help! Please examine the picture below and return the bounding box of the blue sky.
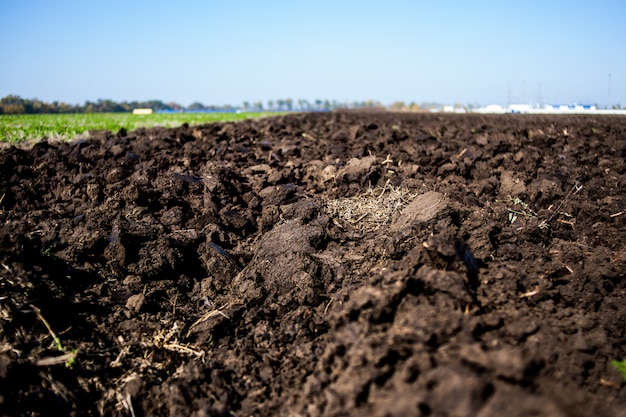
[1,0,624,107]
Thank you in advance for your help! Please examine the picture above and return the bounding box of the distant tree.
[2,104,25,114]
[84,101,96,113]
[267,100,274,111]
[57,101,74,113]
[390,101,406,111]
[332,100,346,110]
[1,94,23,106]
[163,101,173,111]
[94,99,125,113]
[285,98,293,111]
[188,102,205,111]
[1,95,27,114]
[299,99,311,111]
[420,102,440,110]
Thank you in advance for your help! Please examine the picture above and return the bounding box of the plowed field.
[1,112,625,416]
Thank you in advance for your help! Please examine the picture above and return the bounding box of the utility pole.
[607,72,611,109]
[507,83,511,106]
[537,83,542,108]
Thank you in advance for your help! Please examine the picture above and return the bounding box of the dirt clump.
[0,112,625,416]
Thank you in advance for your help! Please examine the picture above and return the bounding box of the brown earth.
[1,111,625,417]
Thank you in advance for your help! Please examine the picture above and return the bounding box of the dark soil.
[1,112,625,417]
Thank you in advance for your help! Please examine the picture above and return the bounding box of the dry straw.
[326,182,418,232]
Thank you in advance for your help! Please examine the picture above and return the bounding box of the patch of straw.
[326,183,418,232]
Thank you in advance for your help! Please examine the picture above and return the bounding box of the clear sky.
[1,0,624,108]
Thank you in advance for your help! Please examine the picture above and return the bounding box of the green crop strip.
[0,112,281,144]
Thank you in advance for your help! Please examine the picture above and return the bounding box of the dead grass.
[326,182,419,232]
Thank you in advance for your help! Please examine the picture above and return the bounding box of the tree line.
[0,95,400,115]
[0,95,234,115]
[242,98,388,112]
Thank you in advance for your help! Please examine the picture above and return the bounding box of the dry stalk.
[323,297,334,315]
[519,286,541,298]
[189,305,231,332]
[539,181,583,229]
[162,341,204,359]
[30,304,78,367]
[153,322,205,359]
[122,394,137,417]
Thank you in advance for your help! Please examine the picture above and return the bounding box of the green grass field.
[0,112,279,144]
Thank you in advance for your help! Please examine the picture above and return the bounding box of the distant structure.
[441,105,466,113]
[132,108,153,115]
[466,103,626,115]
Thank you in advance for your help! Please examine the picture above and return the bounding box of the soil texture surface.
[1,112,625,416]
